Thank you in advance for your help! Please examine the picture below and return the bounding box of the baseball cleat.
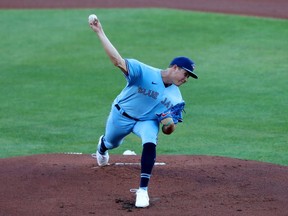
[96,151,109,166]
[96,135,109,166]
[135,188,149,208]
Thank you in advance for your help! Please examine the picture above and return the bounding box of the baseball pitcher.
[89,15,198,208]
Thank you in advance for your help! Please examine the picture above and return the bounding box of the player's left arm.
[161,118,175,135]
[157,102,185,135]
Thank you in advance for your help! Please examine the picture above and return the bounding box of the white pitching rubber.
[115,162,166,166]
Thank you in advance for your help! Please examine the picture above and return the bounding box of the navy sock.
[140,142,156,189]
[99,136,108,154]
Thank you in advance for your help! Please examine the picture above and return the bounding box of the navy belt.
[115,104,139,121]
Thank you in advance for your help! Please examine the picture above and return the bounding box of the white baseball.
[88,14,98,23]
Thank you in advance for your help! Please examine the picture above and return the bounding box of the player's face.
[174,67,190,86]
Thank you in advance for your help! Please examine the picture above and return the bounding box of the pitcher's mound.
[0,154,287,216]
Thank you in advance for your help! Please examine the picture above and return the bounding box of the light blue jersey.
[114,59,183,120]
[103,59,184,148]
[91,18,197,198]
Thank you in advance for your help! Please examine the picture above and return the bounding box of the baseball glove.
[157,102,185,124]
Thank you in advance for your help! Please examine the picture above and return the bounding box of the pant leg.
[133,120,159,190]
[103,105,136,149]
[132,120,159,145]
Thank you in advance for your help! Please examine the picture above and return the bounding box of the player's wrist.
[163,119,173,127]
[161,117,174,126]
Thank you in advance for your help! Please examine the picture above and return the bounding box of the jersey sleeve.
[124,59,143,85]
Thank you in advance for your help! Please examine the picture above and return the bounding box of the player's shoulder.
[125,58,142,66]
[126,58,160,73]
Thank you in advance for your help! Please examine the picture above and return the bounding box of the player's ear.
[169,64,178,71]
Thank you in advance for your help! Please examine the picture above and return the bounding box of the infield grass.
[0,9,287,165]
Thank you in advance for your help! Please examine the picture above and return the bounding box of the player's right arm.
[89,18,128,75]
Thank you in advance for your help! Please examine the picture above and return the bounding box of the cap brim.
[189,72,198,79]
[182,67,198,79]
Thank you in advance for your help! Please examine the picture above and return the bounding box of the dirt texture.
[0,0,287,19]
[1,154,288,216]
[1,1,288,216]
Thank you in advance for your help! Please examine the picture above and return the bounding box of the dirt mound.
[0,154,287,216]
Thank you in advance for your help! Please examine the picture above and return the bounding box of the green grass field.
[0,9,287,165]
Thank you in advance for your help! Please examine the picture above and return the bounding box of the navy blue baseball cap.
[170,56,198,79]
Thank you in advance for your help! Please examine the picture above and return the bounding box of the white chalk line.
[114,162,166,166]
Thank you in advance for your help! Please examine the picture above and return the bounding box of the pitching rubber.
[114,162,166,166]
